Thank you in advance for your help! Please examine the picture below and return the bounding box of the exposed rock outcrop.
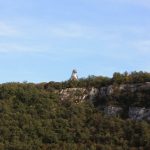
[60,88,88,103]
[60,82,150,101]
[89,87,99,100]
[104,106,122,117]
[60,87,100,103]
[59,82,150,120]
[129,107,150,121]
[99,82,150,98]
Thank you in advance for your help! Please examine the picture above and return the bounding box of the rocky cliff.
[60,82,150,120]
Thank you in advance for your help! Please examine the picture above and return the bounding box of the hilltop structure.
[71,69,78,81]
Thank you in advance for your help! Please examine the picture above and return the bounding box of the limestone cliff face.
[60,87,98,103]
[129,107,150,121]
[60,82,150,102]
[99,82,150,97]
[60,88,88,103]
[104,106,122,117]
[59,82,150,120]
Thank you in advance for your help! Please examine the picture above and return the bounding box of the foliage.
[44,71,150,90]
[0,71,150,149]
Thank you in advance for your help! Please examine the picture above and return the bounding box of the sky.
[0,0,150,83]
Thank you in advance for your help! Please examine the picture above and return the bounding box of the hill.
[0,71,150,150]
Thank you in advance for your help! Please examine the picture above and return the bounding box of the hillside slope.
[0,71,150,150]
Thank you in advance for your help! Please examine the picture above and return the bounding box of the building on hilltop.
[70,69,78,81]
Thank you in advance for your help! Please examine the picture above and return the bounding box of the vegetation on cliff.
[45,71,150,89]
[0,71,150,150]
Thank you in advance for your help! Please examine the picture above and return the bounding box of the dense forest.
[0,71,150,150]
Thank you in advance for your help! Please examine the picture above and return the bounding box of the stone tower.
[71,69,78,81]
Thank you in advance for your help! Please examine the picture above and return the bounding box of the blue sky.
[0,0,150,83]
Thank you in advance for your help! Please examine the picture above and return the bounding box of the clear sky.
[0,0,150,83]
